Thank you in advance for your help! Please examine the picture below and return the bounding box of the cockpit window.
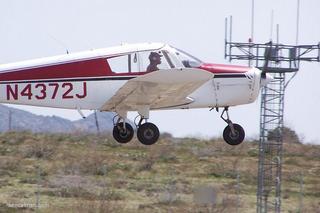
[138,50,170,72]
[161,50,175,68]
[107,47,203,73]
[162,49,184,68]
[173,48,202,68]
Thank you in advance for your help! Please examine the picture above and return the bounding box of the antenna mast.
[224,3,320,211]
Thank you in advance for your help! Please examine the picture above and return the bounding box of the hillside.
[0,132,319,212]
[0,104,115,133]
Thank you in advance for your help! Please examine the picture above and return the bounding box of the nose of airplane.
[260,72,273,87]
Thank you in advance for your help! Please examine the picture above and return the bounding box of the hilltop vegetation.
[0,132,319,212]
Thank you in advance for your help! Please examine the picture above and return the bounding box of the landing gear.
[135,116,159,145]
[112,115,134,144]
[113,122,134,144]
[111,111,160,145]
[137,122,160,145]
[220,107,245,145]
[223,124,245,145]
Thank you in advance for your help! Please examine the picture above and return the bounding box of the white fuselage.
[0,43,271,113]
[0,67,262,111]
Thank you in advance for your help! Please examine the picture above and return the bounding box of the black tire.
[137,122,160,145]
[223,123,245,145]
[112,122,134,144]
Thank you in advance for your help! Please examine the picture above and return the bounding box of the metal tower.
[224,33,319,212]
[258,71,285,213]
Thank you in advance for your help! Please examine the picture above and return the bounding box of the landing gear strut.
[112,116,134,144]
[136,116,160,145]
[111,111,160,145]
[220,107,245,145]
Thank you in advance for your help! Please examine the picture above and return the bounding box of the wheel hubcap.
[229,131,239,140]
[144,129,154,140]
[118,127,129,138]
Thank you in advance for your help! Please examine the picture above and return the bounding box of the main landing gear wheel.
[137,122,160,145]
[223,123,245,146]
[113,122,134,144]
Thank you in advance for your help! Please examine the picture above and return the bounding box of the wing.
[101,68,214,111]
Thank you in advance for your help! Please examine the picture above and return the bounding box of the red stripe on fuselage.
[0,58,113,82]
[0,58,147,82]
[199,63,250,74]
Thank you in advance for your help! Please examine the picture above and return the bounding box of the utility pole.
[298,172,304,212]
[94,110,100,135]
[8,110,12,131]
[36,165,41,210]
[236,170,240,213]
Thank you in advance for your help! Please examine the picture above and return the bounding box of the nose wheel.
[220,107,245,145]
[223,123,245,145]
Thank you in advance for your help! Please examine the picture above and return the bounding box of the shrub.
[0,156,21,172]
[22,141,55,159]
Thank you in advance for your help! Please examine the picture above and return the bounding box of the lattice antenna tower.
[224,10,319,213]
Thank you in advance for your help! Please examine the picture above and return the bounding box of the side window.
[107,53,139,73]
[138,51,151,72]
[107,55,129,73]
[130,53,139,73]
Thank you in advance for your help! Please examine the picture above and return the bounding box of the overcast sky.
[0,0,319,144]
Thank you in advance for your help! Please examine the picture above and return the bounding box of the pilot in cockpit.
[146,52,162,72]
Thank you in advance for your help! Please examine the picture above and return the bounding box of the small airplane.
[0,43,272,145]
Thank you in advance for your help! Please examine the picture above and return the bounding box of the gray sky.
[0,0,319,143]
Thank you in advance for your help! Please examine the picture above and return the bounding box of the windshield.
[172,47,202,68]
